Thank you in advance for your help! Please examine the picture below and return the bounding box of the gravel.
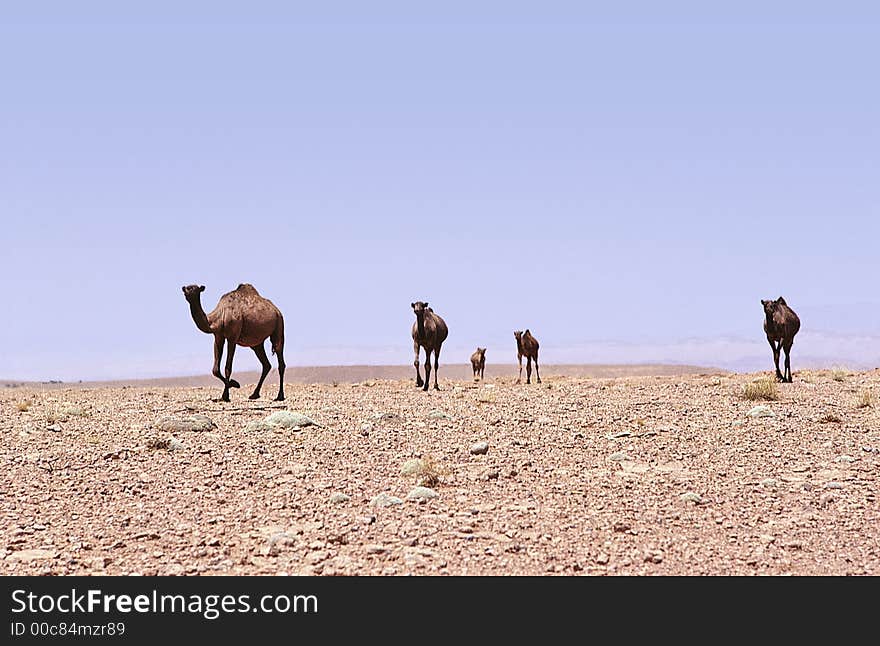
[3,368,879,575]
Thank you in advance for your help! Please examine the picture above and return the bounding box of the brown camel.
[183,283,286,402]
[411,301,448,391]
[470,347,486,381]
[514,329,541,384]
[762,296,800,383]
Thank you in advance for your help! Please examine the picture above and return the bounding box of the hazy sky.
[2,2,879,380]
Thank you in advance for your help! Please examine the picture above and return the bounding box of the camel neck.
[416,313,426,338]
[189,297,213,334]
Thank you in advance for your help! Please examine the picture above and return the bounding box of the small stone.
[427,410,449,420]
[366,545,387,554]
[10,549,57,562]
[406,487,439,501]
[371,493,404,508]
[400,459,424,475]
[835,456,855,464]
[613,522,631,533]
[680,492,703,504]
[596,553,610,565]
[824,482,844,490]
[760,478,778,488]
[46,424,62,433]
[731,420,746,428]
[644,550,664,564]
[329,493,351,504]
[470,442,489,455]
[609,452,627,462]
[747,405,774,418]
[482,469,500,481]
[168,438,185,451]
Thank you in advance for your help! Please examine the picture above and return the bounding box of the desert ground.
[2,364,878,576]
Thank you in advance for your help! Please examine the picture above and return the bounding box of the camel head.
[478,347,486,358]
[513,330,523,343]
[411,301,429,318]
[182,284,206,302]
[761,297,785,317]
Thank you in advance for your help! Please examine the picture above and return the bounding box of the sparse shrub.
[477,390,495,403]
[402,454,447,487]
[857,390,875,409]
[742,379,779,401]
[831,368,848,382]
[820,414,842,424]
[16,401,32,412]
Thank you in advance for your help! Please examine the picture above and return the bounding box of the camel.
[182,283,286,402]
[514,330,541,384]
[470,347,486,381]
[762,296,800,383]
[411,301,448,391]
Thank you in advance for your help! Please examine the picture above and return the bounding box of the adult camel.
[411,301,448,391]
[183,283,286,402]
[762,297,800,383]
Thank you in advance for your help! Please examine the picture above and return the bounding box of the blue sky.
[2,2,879,380]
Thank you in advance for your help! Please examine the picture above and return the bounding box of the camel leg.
[433,347,441,390]
[223,341,240,401]
[414,341,424,388]
[783,339,794,383]
[534,353,541,384]
[249,343,271,399]
[526,356,532,384]
[769,338,783,381]
[274,344,286,401]
[481,364,485,380]
[212,335,230,401]
[423,351,432,392]
[517,353,523,384]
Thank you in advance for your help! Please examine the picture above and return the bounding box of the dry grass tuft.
[820,413,843,424]
[407,454,448,488]
[857,390,875,409]
[16,401,32,412]
[741,379,779,401]
[831,368,848,382]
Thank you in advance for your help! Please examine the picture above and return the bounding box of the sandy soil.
[2,366,878,576]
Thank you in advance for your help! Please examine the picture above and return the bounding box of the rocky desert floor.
[2,367,879,576]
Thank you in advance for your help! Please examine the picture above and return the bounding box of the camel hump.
[777,296,787,305]
[236,283,260,295]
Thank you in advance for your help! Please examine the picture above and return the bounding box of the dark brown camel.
[470,347,486,381]
[514,330,541,384]
[411,301,448,391]
[762,296,800,383]
[183,283,286,402]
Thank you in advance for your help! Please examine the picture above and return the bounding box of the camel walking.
[762,297,800,383]
[183,283,286,402]
[470,347,486,381]
[411,301,448,391]
[514,330,541,384]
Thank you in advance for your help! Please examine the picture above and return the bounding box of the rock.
[366,545,387,554]
[265,411,318,428]
[609,452,627,462]
[406,487,439,501]
[680,492,703,504]
[835,456,855,464]
[373,412,401,422]
[731,420,746,428]
[644,550,664,564]
[155,414,216,433]
[10,549,57,562]
[482,469,500,481]
[329,493,351,504]
[613,522,631,533]
[168,438,185,451]
[46,424,62,432]
[246,411,318,432]
[400,459,424,476]
[427,410,449,420]
[470,442,489,455]
[760,478,778,488]
[747,406,774,418]
[824,482,844,489]
[370,493,404,508]
[596,553,610,565]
